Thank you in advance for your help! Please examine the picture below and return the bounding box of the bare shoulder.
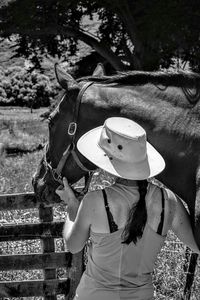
[82,189,103,212]
[163,188,177,213]
[84,189,103,202]
[147,183,177,210]
[146,183,177,232]
[146,182,162,213]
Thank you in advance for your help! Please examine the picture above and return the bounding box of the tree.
[0,0,200,72]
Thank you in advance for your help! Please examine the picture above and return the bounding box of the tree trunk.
[112,1,144,70]
[63,26,127,71]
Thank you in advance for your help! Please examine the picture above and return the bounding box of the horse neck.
[85,83,200,141]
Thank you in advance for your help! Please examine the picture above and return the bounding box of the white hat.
[77,117,165,180]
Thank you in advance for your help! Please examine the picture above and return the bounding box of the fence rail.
[0,192,84,299]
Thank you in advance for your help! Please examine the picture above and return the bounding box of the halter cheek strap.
[68,81,94,136]
[54,81,94,178]
[45,81,94,193]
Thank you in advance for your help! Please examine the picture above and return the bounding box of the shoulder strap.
[102,189,118,233]
[157,188,165,235]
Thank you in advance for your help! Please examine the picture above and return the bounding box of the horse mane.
[78,70,200,88]
[77,70,200,138]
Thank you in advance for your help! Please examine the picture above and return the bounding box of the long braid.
[122,180,148,244]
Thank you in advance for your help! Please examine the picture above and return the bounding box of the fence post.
[0,193,82,299]
[39,204,57,300]
[183,251,198,300]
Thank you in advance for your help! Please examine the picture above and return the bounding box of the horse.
[32,63,200,298]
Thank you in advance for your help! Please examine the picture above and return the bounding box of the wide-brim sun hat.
[77,117,165,180]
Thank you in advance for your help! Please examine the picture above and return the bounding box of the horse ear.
[54,63,79,90]
[92,63,105,77]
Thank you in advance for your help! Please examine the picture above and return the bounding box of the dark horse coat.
[33,64,200,250]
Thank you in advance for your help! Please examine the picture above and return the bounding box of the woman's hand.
[56,177,80,221]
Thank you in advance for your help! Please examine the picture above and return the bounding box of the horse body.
[33,65,200,247]
[82,83,200,224]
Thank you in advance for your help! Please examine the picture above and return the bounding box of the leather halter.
[44,81,94,195]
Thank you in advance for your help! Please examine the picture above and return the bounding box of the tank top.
[73,182,166,300]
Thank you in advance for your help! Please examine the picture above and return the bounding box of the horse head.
[32,63,106,204]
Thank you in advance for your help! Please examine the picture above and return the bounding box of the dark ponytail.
[122,180,148,244]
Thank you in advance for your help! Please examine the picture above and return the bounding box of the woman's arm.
[62,195,92,253]
[170,191,200,254]
[56,178,92,254]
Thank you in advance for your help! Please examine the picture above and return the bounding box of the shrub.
[0,66,57,108]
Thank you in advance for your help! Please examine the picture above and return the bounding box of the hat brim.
[77,126,165,180]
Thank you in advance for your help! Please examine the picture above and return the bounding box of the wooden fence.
[0,192,84,299]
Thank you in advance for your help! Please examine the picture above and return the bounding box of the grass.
[0,107,200,299]
[0,106,49,194]
[0,106,48,139]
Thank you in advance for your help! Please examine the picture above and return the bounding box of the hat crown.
[98,118,147,163]
[77,117,165,180]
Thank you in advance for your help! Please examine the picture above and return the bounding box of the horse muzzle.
[32,167,62,206]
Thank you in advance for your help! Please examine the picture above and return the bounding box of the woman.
[56,117,199,300]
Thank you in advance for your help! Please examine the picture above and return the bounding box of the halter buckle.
[68,122,77,135]
[52,168,63,184]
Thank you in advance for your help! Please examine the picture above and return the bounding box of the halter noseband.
[45,81,94,196]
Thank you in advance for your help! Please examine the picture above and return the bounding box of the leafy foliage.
[0,0,200,71]
[0,66,57,107]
